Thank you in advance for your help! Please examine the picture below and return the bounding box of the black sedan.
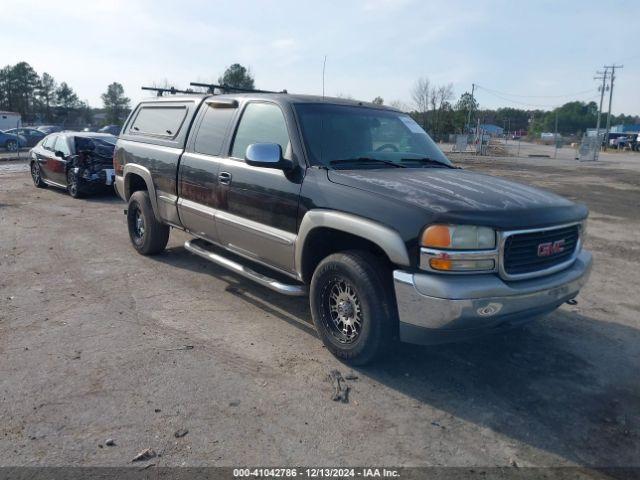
[29,132,117,198]
[3,128,46,147]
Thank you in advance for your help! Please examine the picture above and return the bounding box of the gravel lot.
[1,147,639,469]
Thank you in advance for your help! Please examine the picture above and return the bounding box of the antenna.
[322,55,327,100]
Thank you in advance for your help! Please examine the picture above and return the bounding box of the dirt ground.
[1,147,639,469]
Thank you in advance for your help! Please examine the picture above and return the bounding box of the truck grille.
[503,224,580,276]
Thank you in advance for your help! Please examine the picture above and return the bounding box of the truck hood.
[327,168,588,229]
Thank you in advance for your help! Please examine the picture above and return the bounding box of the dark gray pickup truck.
[114,90,592,364]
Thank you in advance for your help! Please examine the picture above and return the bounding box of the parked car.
[36,125,64,135]
[114,92,592,364]
[29,132,117,198]
[0,130,27,151]
[3,127,46,147]
[98,124,121,136]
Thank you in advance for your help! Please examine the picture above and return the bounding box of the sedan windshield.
[294,103,452,169]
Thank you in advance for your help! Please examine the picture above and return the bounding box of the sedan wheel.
[31,162,46,188]
[6,140,17,152]
[67,170,82,198]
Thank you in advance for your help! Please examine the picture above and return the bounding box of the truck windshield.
[294,103,452,169]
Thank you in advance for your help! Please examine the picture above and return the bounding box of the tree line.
[0,61,130,127]
[2,61,637,136]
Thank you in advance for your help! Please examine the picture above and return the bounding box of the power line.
[475,84,595,99]
[475,87,598,109]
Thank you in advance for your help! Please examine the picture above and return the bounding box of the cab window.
[194,104,236,156]
[231,103,290,159]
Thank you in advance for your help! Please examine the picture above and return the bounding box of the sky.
[1,0,638,115]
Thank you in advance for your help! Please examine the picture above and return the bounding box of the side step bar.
[184,239,307,297]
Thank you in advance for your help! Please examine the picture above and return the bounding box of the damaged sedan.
[29,132,117,198]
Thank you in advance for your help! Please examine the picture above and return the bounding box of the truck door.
[177,99,238,242]
[215,101,303,274]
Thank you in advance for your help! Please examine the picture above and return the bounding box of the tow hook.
[566,298,578,305]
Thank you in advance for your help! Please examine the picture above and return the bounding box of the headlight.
[421,224,496,250]
[421,224,497,273]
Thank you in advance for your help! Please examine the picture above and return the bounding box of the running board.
[184,239,307,297]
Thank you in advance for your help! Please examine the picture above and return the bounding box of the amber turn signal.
[429,258,452,270]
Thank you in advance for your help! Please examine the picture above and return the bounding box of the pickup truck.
[113,91,592,364]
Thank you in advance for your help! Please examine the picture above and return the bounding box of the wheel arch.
[295,210,411,283]
[123,164,160,221]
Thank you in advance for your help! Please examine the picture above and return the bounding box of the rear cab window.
[129,105,187,138]
[193,103,237,156]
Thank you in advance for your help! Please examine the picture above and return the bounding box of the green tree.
[101,82,130,124]
[0,62,40,121]
[55,82,80,125]
[218,63,255,90]
[372,96,384,105]
[37,72,57,122]
[454,92,478,112]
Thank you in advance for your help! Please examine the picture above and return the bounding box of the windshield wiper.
[399,157,451,168]
[329,157,405,168]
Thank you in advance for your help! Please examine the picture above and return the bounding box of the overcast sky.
[1,0,638,115]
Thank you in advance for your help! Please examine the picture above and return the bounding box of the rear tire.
[310,250,395,365]
[30,162,47,188]
[127,190,169,255]
[6,140,17,152]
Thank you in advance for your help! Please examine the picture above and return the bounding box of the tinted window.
[130,105,187,138]
[294,103,451,168]
[54,136,71,156]
[194,105,235,156]
[42,135,56,150]
[231,103,289,159]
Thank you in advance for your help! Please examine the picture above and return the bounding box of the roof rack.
[141,86,199,97]
[189,82,287,95]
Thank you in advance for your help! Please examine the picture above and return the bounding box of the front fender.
[294,209,411,277]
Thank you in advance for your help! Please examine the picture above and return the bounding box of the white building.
[0,111,21,130]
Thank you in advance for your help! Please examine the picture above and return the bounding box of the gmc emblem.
[537,239,565,257]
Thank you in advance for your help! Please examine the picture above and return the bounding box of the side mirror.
[54,150,66,158]
[245,143,292,170]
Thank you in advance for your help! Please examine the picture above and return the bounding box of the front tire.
[127,190,169,255]
[67,169,82,198]
[310,251,395,365]
[30,162,47,188]
[5,140,17,152]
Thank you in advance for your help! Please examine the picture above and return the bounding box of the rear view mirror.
[54,150,66,158]
[245,143,291,170]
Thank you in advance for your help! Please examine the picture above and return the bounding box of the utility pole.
[594,68,609,158]
[603,64,623,150]
[553,110,559,159]
[466,83,475,133]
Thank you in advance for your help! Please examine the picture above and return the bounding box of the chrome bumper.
[394,250,592,345]
[114,174,125,201]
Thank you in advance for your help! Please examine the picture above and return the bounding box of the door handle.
[218,171,232,185]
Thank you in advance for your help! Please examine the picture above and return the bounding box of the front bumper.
[394,250,592,345]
